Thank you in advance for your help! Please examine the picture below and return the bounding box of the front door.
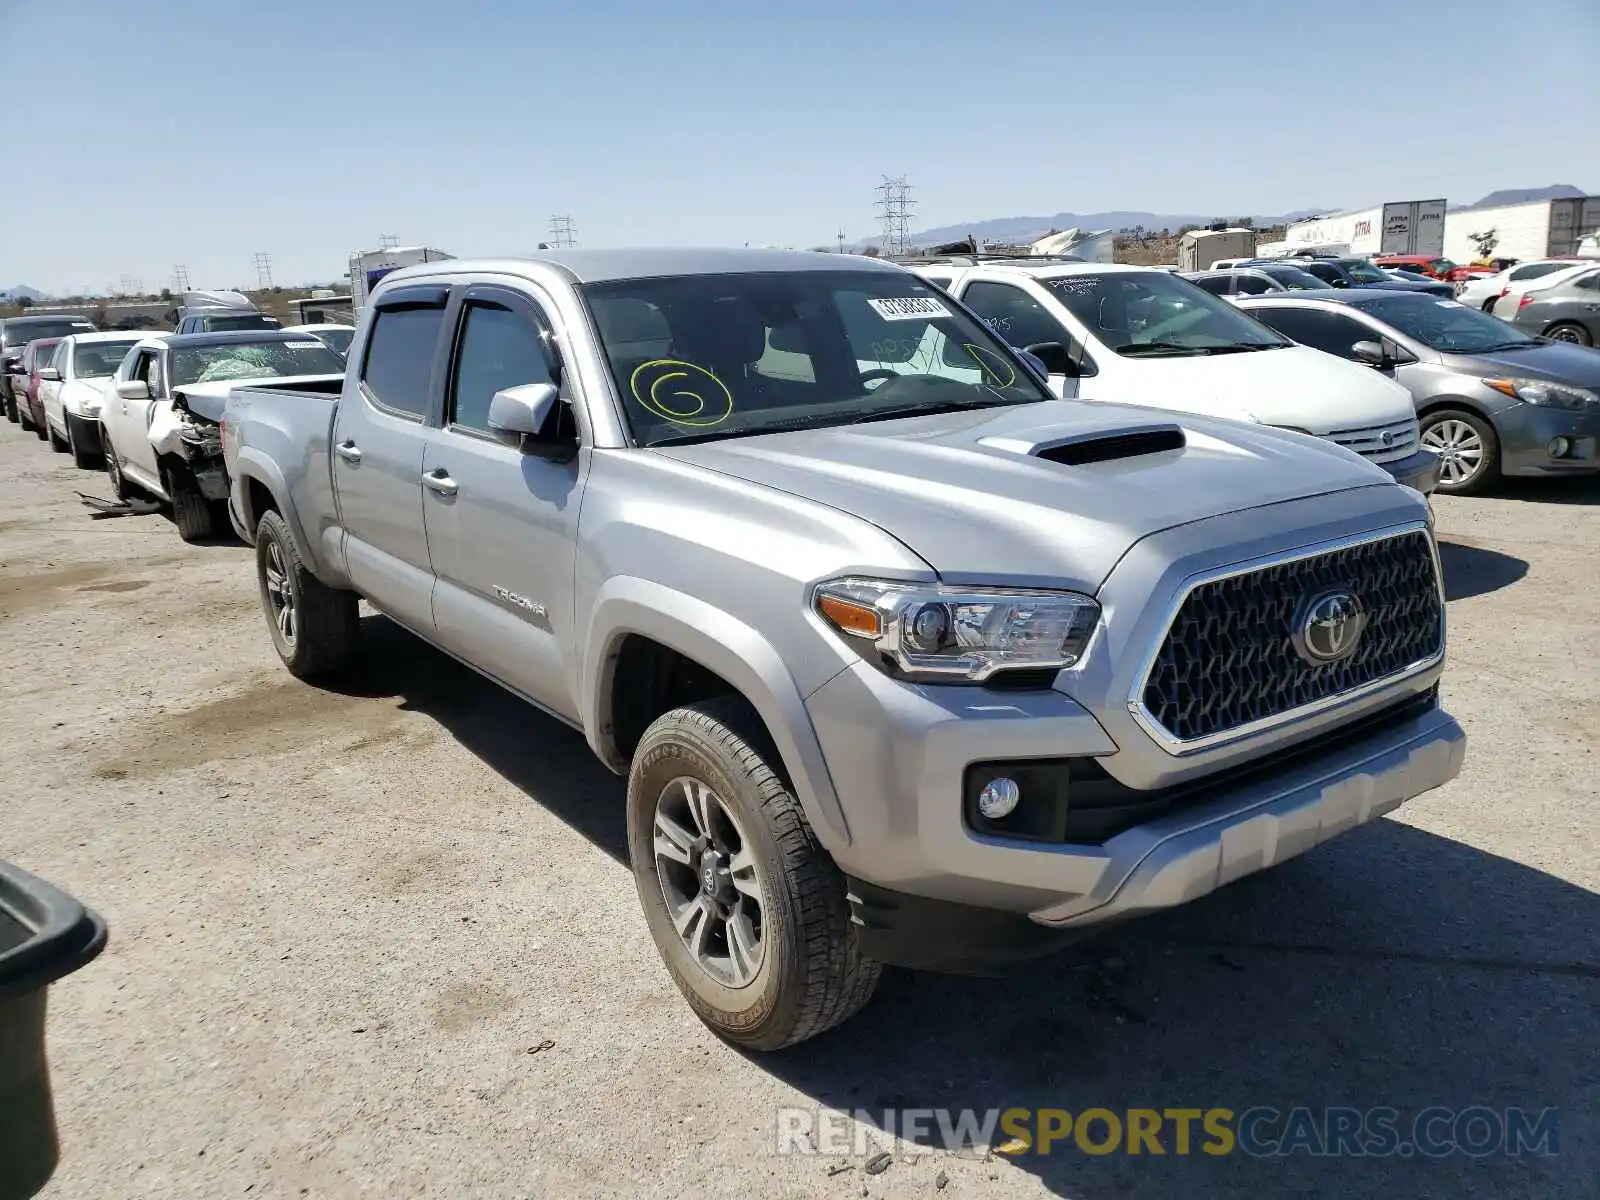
[106,347,164,492]
[329,285,450,635]
[421,284,586,719]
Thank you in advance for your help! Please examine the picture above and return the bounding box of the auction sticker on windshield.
[284,341,326,349]
[868,296,950,321]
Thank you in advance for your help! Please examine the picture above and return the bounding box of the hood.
[1445,340,1600,388]
[61,378,114,412]
[656,401,1393,593]
[1083,345,1413,434]
[171,374,332,422]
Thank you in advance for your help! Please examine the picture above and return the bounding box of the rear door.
[330,284,449,635]
[421,283,586,718]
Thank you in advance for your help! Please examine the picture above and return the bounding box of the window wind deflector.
[374,284,450,311]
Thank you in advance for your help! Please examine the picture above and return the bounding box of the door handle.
[335,441,362,463]
[424,469,459,496]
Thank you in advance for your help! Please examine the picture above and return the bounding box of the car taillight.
[1518,294,1536,311]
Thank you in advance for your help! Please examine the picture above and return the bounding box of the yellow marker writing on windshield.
[629,359,735,428]
[962,343,1017,388]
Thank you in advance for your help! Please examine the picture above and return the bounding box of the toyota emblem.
[1294,590,1367,665]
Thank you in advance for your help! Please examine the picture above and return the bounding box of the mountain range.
[1,284,45,302]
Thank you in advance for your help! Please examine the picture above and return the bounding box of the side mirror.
[39,367,59,382]
[115,379,150,401]
[487,382,559,444]
[1022,341,1080,378]
[1017,350,1050,382]
[1350,340,1388,367]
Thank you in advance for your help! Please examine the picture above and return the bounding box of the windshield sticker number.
[867,296,950,321]
[1435,300,1464,308]
[629,359,734,428]
[284,341,326,349]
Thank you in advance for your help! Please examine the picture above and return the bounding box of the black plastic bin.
[0,860,107,1200]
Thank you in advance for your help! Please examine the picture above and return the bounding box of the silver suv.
[223,249,1465,1049]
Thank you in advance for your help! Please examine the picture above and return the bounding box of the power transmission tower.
[253,252,274,289]
[118,275,136,297]
[875,176,915,259]
[837,228,847,254]
[378,233,400,250]
[173,265,191,291]
[548,215,577,248]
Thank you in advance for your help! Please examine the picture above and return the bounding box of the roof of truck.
[380,247,908,286]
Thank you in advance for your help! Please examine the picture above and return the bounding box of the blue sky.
[4,0,1596,294]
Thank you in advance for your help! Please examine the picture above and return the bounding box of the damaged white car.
[100,332,345,541]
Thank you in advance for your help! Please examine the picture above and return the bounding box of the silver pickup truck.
[223,249,1464,1049]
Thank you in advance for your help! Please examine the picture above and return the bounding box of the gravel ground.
[3,417,1595,1199]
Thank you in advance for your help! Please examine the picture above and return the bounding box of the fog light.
[1550,437,1570,458]
[976,777,1021,820]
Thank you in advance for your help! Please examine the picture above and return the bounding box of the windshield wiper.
[848,398,1008,425]
[1198,343,1285,354]
[1476,341,1538,352]
[1113,341,1211,356]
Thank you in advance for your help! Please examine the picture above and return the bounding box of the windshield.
[1359,296,1538,352]
[1042,271,1289,356]
[169,339,345,387]
[1341,260,1393,285]
[5,318,95,345]
[74,340,139,377]
[1260,265,1330,291]
[581,270,1051,446]
[308,326,354,355]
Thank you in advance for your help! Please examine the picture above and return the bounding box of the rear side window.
[1191,276,1232,295]
[1510,263,1564,282]
[1233,275,1276,295]
[361,305,446,418]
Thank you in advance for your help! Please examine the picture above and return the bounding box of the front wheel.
[66,415,100,470]
[167,467,215,543]
[627,698,880,1050]
[2,387,16,423]
[255,509,358,678]
[1420,408,1499,495]
[1543,322,1593,347]
[47,419,68,453]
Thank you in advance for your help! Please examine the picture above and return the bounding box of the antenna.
[173,265,191,291]
[875,176,915,258]
[378,233,400,250]
[253,252,274,289]
[548,215,577,248]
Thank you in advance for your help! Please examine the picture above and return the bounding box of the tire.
[47,419,68,453]
[2,386,15,423]
[102,429,131,500]
[66,415,100,470]
[1420,408,1499,496]
[167,467,215,542]
[31,406,47,440]
[255,509,358,678]
[627,697,880,1051]
[1543,322,1592,347]
[17,397,33,432]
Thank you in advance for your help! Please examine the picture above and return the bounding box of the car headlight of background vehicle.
[814,577,1099,682]
[1485,378,1600,411]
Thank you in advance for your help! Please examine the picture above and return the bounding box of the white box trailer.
[1286,199,1446,258]
[1177,228,1256,271]
[1443,196,1600,264]
[349,246,455,310]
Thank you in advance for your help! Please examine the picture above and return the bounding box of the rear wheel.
[627,697,880,1050]
[1543,322,1592,347]
[17,397,34,432]
[256,509,358,678]
[1420,408,1499,496]
[2,386,16,423]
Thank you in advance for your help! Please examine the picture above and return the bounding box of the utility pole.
[548,215,577,248]
[875,176,915,259]
[253,252,274,289]
[173,265,191,292]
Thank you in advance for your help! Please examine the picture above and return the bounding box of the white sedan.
[1462,260,1595,312]
[38,332,149,468]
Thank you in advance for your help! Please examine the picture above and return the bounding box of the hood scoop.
[979,422,1186,466]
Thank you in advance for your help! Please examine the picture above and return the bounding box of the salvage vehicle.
[1240,289,1600,494]
[37,332,146,467]
[284,322,355,356]
[1502,262,1600,346]
[2,314,95,422]
[224,249,1464,1050]
[1289,256,1457,298]
[100,330,343,540]
[14,339,63,438]
[910,260,1439,494]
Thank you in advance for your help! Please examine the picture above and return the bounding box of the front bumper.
[1495,402,1600,477]
[65,411,102,452]
[1380,447,1442,495]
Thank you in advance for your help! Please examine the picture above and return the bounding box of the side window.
[1574,271,1600,291]
[1191,276,1232,296]
[1252,309,1373,360]
[1301,262,1338,284]
[361,303,447,418]
[447,301,557,434]
[51,342,68,372]
[148,352,167,398]
[1233,274,1276,296]
[958,281,1067,349]
[920,272,954,293]
[131,349,157,387]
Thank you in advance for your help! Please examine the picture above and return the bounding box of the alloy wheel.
[652,775,766,988]
[263,539,297,647]
[1420,419,1485,488]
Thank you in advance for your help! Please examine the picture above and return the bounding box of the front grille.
[1140,531,1443,744]
[1327,418,1419,464]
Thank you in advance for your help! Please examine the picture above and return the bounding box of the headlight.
[1485,378,1600,411]
[814,577,1100,683]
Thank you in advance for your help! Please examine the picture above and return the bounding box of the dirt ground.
[2,418,1595,1199]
